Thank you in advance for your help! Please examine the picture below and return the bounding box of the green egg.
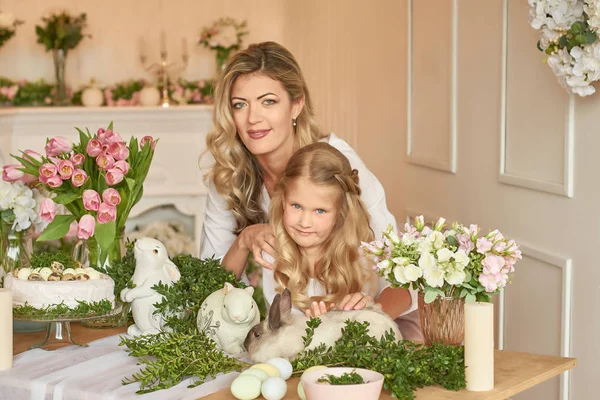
[230,374,262,400]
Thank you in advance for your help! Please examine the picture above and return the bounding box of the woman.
[200,41,420,338]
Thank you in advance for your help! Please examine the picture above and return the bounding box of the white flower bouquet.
[361,216,522,303]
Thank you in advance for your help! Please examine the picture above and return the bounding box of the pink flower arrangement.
[361,216,522,303]
[9,122,157,268]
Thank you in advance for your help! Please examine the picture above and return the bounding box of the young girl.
[261,142,390,317]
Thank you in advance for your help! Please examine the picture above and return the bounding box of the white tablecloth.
[0,334,239,400]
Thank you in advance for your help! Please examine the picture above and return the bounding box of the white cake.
[3,273,116,309]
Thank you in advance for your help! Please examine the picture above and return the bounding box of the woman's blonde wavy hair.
[270,142,377,310]
[204,41,324,234]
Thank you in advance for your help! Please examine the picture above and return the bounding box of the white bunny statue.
[197,282,260,354]
[120,237,181,336]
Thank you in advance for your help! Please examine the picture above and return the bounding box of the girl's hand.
[304,301,336,318]
[240,223,276,269]
[337,292,374,311]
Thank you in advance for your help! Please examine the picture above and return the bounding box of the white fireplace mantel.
[0,105,214,255]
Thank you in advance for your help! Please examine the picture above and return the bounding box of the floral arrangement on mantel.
[0,78,54,106]
[529,0,600,96]
[361,216,522,303]
[35,11,90,53]
[198,17,248,72]
[0,10,24,48]
[8,123,156,269]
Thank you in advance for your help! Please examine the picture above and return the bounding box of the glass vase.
[77,228,131,329]
[215,47,232,75]
[418,292,465,346]
[52,49,70,106]
[0,222,33,276]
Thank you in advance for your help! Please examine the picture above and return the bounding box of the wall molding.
[499,0,575,198]
[406,0,458,174]
[499,243,572,400]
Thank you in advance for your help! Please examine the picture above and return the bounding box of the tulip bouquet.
[8,122,156,269]
[361,216,522,303]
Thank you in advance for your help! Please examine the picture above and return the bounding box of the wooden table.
[14,325,577,400]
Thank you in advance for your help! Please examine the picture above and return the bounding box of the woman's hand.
[304,301,336,318]
[240,223,276,269]
[337,292,374,311]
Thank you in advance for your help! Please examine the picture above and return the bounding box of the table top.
[13,324,576,400]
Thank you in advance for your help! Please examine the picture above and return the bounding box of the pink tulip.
[23,149,42,163]
[107,141,130,161]
[82,189,101,211]
[98,129,123,145]
[77,214,96,239]
[97,203,117,224]
[96,152,115,170]
[57,160,75,179]
[66,220,79,239]
[102,188,121,206]
[140,135,156,150]
[45,136,73,156]
[70,153,85,166]
[39,198,57,223]
[71,169,88,187]
[113,160,130,175]
[86,139,103,157]
[105,168,124,186]
[38,163,58,179]
[43,175,63,188]
[2,164,25,182]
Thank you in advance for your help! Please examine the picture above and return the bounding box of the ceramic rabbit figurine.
[120,237,181,336]
[197,282,260,354]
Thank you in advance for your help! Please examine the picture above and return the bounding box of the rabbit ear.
[279,288,292,317]
[268,293,283,331]
[224,282,235,293]
[244,286,255,295]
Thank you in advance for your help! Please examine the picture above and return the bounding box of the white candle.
[464,302,494,391]
[0,288,13,371]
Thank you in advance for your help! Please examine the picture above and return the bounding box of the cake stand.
[13,303,124,349]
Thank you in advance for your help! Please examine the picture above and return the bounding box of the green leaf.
[36,214,77,241]
[126,178,136,191]
[465,293,476,303]
[447,235,459,248]
[584,31,597,44]
[559,35,568,48]
[537,40,544,52]
[95,220,116,267]
[107,121,114,130]
[53,192,80,205]
[571,21,584,34]
[423,289,438,304]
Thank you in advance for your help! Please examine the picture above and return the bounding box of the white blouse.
[199,132,417,315]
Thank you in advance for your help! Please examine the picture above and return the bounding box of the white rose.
[417,237,432,253]
[428,231,445,249]
[418,252,437,270]
[393,266,409,284]
[445,269,466,286]
[388,231,400,245]
[401,233,416,245]
[424,268,444,288]
[453,249,469,269]
[436,248,454,263]
[376,259,392,272]
[403,264,423,282]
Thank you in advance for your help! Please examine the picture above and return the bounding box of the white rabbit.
[120,237,181,336]
[197,282,260,354]
[244,288,402,362]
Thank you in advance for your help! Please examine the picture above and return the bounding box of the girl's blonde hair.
[205,41,324,234]
[270,142,376,310]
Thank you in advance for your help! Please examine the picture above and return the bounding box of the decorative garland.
[529,0,600,96]
[13,299,113,319]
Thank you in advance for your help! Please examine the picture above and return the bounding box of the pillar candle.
[464,302,494,391]
[0,288,13,371]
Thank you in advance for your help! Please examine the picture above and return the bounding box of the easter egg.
[230,374,261,400]
[249,363,280,377]
[297,365,328,400]
[240,368,269,382]
[261,376,287,400]
[266,357,293,380]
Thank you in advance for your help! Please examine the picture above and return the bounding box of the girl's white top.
[200,132,417,315]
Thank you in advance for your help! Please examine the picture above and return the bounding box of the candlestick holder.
[140,46,189,107]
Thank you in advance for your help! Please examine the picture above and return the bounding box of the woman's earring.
[293,119,297,127]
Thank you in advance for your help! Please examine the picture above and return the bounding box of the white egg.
[63,268,76,276]
[240,368,269,382]
[230,374,261,400]
[266,357,293,380]
[17,268,32,281]
[261,376,287,400]
[38,267,53,281]
[85,269,101,280]
[73,268,86,276]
